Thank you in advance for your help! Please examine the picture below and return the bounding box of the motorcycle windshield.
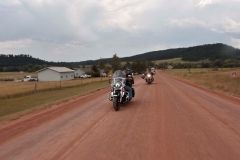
[111,70,126,87]
[112,70,125,78]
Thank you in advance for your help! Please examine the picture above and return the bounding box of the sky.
[0,0,240,62]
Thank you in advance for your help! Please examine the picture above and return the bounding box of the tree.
[147,61,155,68]
[213,59,223,68]
[123,61,131,69]
[132,59,147,74]
[110,54,121,72]
[92,65,98,72]
[98,58,106,70]
[201,62,210,68]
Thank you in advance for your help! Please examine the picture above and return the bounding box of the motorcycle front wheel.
[113,97,120,111]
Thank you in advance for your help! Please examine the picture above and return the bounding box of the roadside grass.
[0,77,109,99]
[162,68,240,96]
[0,80,110,121]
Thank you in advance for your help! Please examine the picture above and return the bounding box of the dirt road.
[0,70,240,160]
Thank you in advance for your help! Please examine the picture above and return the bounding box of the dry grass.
[154,58,210,64]
[154,58,184,63]
[0,80,110,121]
[0,77,110,99]
[162,68,240,96]
[0,72,37,79]
[0,73,111,121]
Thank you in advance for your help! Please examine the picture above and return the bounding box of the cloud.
[230,38,240,48]
[0,0,22,6]
[0,0,240,61]
[223,19,240,33]
[167,18,207,28]
[195,0,220,7]
[0,39,33,50]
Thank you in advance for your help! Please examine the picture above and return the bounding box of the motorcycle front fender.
[113,90,120,97]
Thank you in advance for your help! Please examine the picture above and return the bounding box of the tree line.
[1,43,240,73]
[0,54,239,74]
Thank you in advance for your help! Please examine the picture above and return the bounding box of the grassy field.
[0,80,110,121]
[0,72,38,79]
[0,73,111,121]
[0,76,109,99]
[154,58,210,64]
[162,68,240,97]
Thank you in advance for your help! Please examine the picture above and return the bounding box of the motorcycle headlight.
[147,74,151,77]
[115,82,121,88]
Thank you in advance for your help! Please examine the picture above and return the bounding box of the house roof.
[74,68,84,71]
[37,67,74,73]
[80,68,92,72]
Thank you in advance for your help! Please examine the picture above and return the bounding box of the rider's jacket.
[126,73,134,87]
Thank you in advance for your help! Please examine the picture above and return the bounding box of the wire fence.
[0,77,110,99]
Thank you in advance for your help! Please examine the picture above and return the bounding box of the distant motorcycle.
[141,72,154,84]
[108,70,135,111]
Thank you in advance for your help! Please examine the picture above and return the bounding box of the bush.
[4,78,14,81]
[88,71,100,77]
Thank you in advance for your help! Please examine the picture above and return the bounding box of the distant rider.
[143,68,154,81]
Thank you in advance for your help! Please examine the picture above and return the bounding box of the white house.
[74,68,85,78]
[168,65,173,69]
[81,68,92,73]
[37,67,74,81]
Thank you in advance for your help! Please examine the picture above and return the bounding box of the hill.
[0,43,240,68]
[75,43,240,65]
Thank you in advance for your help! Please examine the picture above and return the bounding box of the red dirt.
[0,70,240,160]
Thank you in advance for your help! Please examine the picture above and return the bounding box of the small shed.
[37,67,74,81]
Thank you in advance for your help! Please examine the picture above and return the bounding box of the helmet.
[125,67,131,71]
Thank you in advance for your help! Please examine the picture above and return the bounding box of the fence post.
[35,83,37,92]
[60,80,61,89]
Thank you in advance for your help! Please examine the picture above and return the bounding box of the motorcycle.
[108,70,135,111]
[141,72,154,84]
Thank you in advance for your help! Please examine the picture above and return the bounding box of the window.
[61,76,63,78]
[66,75,68,78]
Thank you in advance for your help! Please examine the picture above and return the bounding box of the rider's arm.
[132,78,134,84]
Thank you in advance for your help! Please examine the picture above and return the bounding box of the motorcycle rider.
[124,67,134,100]
[144,68,154,82]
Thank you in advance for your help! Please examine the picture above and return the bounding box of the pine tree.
[98,58,106,70]
[110,54,121,72]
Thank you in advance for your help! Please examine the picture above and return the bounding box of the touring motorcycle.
[108,70,135,111]
[141,72,154,84]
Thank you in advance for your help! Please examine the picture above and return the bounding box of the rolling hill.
[0,43,239,67]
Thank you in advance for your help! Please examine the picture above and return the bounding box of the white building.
[99,69,107,77]
[168,65,173,69]
[74,68,85,78]
[37,67,74,81]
